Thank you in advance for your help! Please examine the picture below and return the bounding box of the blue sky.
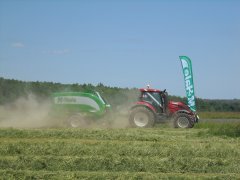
[0,0,239,99]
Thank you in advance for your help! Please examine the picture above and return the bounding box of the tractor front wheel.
[129,107,155,128]
[173,113,194,128]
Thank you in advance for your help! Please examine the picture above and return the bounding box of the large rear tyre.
[129,107,155,128]
[67,113,89,128]
[173,113,194,128]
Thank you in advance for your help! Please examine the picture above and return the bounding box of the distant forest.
[0,77,240,112]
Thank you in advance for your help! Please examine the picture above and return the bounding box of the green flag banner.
[179,56,196,112]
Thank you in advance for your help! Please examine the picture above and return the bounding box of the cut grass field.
[199,112,240,119]
[0,121,240,179]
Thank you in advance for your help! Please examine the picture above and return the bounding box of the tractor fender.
[131,102,157,114]
[172,110,193,118]
[175,109,192,115]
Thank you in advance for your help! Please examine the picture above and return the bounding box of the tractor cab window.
[141,92,162,105]
[141,91,163,113]
[141,92,151,102]
[151,92,162,104]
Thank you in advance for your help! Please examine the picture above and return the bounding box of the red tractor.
[129,87,199,128]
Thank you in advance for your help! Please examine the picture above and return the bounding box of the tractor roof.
[140,88,161,92]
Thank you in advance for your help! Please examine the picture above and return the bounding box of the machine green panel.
[51,92,107,117]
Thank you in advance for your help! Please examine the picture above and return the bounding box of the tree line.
[0,77,239,112]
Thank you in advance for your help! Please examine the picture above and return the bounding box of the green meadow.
[199,112,240,119]
[0,121,240,179]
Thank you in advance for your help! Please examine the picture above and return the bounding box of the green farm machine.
[51,91,111,127]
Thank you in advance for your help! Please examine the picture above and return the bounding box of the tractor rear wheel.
[173,113,194,128]
[129,107,155,128]
[67,113,89,128]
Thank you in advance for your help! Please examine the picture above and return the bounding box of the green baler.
[51,91,111,127]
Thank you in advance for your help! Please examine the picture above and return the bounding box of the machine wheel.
[67,113,89,128]
[129,107,155,128]
[173,113,194,128]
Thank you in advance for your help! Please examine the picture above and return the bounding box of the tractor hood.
[168,101,193,113]
[169,101,188,107]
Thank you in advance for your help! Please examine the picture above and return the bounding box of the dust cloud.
[0,93,132,129]
[0,94,53,128]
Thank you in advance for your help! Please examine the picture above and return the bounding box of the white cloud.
[11,42,25,48]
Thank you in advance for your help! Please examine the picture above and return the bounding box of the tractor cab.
[139,88,168,114]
